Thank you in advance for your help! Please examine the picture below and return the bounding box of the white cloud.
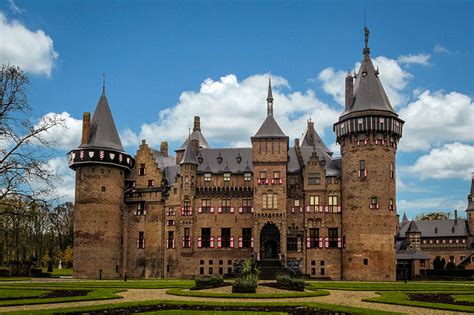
[123,73,340,149]
[0,12,58,77]
[399,90,474,151]
[408,142,474,180]
[318,55,412,107]
[42,157,75,201]
[35,112,82,151]
[8,0,24,14]
[398,197,466,217]
[434,44,450,54]
[397,53,431,65]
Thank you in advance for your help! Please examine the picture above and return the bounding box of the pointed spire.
[267,76,273,116]
[401,212,409,226]
[363,26,370,56]
[406,220,421,233]
[466,173,474,212]
[180,138,198,165]
[102,73,106,95]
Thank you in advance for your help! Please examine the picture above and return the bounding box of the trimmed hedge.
[194,276,224,289]
[232,278,257,293]
[276,274,305,291]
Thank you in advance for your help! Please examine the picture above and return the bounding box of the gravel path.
[0,288,466,314]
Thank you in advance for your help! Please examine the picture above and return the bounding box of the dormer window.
[223,173,231,182]
[198,156,203,163]
[236,156,242,163]
[244,172,251,181]
[217,154,223,163]
[362,71,368,77]
[204,173,211,182]
[435,227,438,234]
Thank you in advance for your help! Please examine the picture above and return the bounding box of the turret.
[68,86,134,279]
[176,116,209,164]
[405,220,421,251]
[334,27,404,281]
[466,174,474,234]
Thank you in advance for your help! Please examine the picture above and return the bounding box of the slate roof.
[340,28,399,120]
[401,212,409,226]
[150,149,176,170]
[398,219,468,238]
[406,220,421,233]
[180,141,198,165]
[79,92,124,152]
[196,148,253,174]
[287,146,341,176]
[301,123,332,156]
[178,130,210,150]
[163,165,179,186]
[253,115,287,138]
[396,250,430,260]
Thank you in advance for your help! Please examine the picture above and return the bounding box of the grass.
[42,268,73,277]
[307,280,474,292]
[5,298,403,315]
[166,287,329,299]
[0,289,51,300]
[0,277,31,282]
[453,294,474,303]
[0,279,195,289]
[364,291,474,313]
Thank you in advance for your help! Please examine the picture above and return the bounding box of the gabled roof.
[180,141,198,165]
[178,130,210,150]
[253,115,287,138]
[79,92,124,152]
[340,27,399,120]
[301,120,332,155]
[398,219,468,238]
[406,220,421,233]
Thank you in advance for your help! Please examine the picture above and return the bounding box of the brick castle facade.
[67,28,473,280]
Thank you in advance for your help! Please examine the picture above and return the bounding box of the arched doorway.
[260,222,280,260]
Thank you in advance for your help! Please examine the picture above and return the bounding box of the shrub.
[445,261,456,270]
[194,275,224,289]
[241,257,260,281]
[433,257,446,270]
[232,278,257,293]
[276,274,305,291]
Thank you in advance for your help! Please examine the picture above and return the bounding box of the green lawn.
[364,291,474,313]
[0,289,51,301]
[42,268,73,277]
[307,280,474,292]
[453,293,474,303]
[166,287,329,299]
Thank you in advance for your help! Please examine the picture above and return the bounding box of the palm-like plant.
[241,257,260,281]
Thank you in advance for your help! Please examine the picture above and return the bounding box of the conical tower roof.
[466,173,474,212]
[79,92,124,152]
[253,77,287,139]
[180,140,198,165]
[340,27,399,120]
[401,212,409,226]
[406,220,421,233]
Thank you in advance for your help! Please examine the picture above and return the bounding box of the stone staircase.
[258,259,282,280]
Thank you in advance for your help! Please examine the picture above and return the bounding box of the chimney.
[454,209,458,225]
[294,138,300,148]
[193,116,201,132]
[345,72,353,111]
[160,141,169,157]
[307,119,315,144]
[81,112,91,145]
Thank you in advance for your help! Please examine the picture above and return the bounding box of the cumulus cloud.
[398,197,466,216]
[122,73,340,149]
[34,112,82,151]
[318,55,412,107]
[42,157,76,201]
[397,53,431,65]
[408,143,474,180]
[0,12,58,77]
[399,90,474,151]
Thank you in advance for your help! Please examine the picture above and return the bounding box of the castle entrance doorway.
[260,222,280,260]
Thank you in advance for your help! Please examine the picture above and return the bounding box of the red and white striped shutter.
[182,237,185,248]
[299,206,303,213]
[265,179,269,185]
[279,178,283,185]
[319,205,324,213]
[181,207,184,215]
[172,239,175,249]
[230,207,235,213]
[337,205,341,213]
[198,207,202,213]
[210,236,215,248]
[197,237,202,248]
[217,237,222,248]
[324,237,329,248]
[210,207,215,213]
[271,178,275,185]
[230,236,234,248]
[218,207,222,214]
[364,169,368,177]
[306,206,310,213]
[291,207,295,213]
[173,220,176,226]
[324,206,329,213]
[337,237,342,248]
[239,207,243,213]
[143,208,147,215]
[358,170,361,177]
[257,178,261,185]
[319,237,323,248]
[251,237,254,248]
[306,237,311,249]
[166,220,169,226]
[189,207,193,215]
[136,239,139,248]
[238,237,243,248]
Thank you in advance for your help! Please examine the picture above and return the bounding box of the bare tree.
[0,64,65,202]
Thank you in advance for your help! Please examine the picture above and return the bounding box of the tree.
[415,211,452,221]
[0,64,64,202]
[433,256,446,270]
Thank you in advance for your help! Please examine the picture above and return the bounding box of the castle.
[67,28,472,280]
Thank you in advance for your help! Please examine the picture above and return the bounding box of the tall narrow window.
[244,172,252,181]
[242,198,252,213]
[359,160,367,177]
[309,228,319,248]
[389,198,394,211]
[221,228,231,248]
[221,198,231,213]
[183,199,191,215]
[167,231,174,249]
[202,199,211,213]
[147,179,154,187]
[273,193,278,209]
[287,237,297,252]
[138,231,145,249]
[390,162,394,179]
[139,164,145,176]
[328,195,338,212]
[136,202,145,216]
[183,227,191,248]
[328,228,338,248]
[242,228,252,248]
[201,228,211,248]
[310,195,319,211]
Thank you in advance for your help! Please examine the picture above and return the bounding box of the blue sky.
[1,0,473,218]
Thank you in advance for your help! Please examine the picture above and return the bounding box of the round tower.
[334,27,404,281]
[68,89,134,279]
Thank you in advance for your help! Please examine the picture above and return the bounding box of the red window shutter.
[305,206,310,213]
[239,207,243,213]
[172,239,175,249]
[337,205,341,213]
[319,237,323,248]
[197,237,202,248]
[136,239,139,248]
[279,178,283,185]
[364,169,367,177]
[338,237,342,248]
[358,170,361,177]
[291,207,295,213]
[271,179,275,185]
[251,237,254,248]
[210,236,215,248]
[217,237,222,248]
[230,236,234,248]
[324,237,329,248]
[257,178,262,185]
[217,207,222,214]
[198,207,202,213]
[182,237,185,248]
[189,207,193,215]
[324,206,329,213]
[306,237,311,249]
[238,237,243,248]
[265,179,269,185]
[143,208,147,215]
[230,207,235,213]
[181,207,184,215]
[210,207,215,213]
[319,205,324,213]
